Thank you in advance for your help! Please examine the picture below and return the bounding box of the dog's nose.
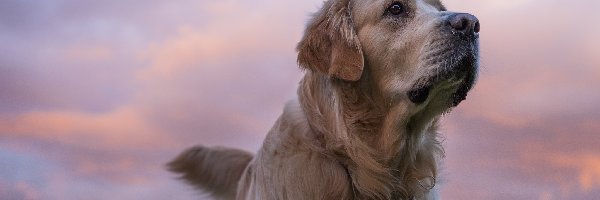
[449,13,480,35]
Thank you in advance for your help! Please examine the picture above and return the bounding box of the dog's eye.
[387,2,404,15]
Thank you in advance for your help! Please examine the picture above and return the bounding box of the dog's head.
[298,0,479,112]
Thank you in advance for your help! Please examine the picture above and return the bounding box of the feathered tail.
[168,146,253,200]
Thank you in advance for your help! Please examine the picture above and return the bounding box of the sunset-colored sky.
[1,0,599,199]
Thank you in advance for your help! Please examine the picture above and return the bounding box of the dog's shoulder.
[260,99,314,157]
[239,100,353,199]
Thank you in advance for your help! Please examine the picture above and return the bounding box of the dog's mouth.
[408,55,478,107]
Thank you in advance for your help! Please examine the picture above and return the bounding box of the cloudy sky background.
[1,0,599,199]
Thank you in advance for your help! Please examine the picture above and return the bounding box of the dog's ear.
[297,0,364,81]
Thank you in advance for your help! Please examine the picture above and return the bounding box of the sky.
[0,0,599,199]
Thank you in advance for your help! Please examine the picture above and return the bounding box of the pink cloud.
[0,181,41,200]
[550,154,600,192]
[0,108,176,151]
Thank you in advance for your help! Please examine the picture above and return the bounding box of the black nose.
[449,13,480,35]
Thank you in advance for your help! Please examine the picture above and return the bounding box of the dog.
[168,0,480,199]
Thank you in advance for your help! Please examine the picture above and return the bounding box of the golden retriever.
[168,0,480,199]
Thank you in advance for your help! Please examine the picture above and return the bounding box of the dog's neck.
[298,71,443,199]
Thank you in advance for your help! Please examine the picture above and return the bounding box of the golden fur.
[169,0,480,199]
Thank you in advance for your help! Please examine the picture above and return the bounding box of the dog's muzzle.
[408,13,480,107]
[408,55,478,107]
